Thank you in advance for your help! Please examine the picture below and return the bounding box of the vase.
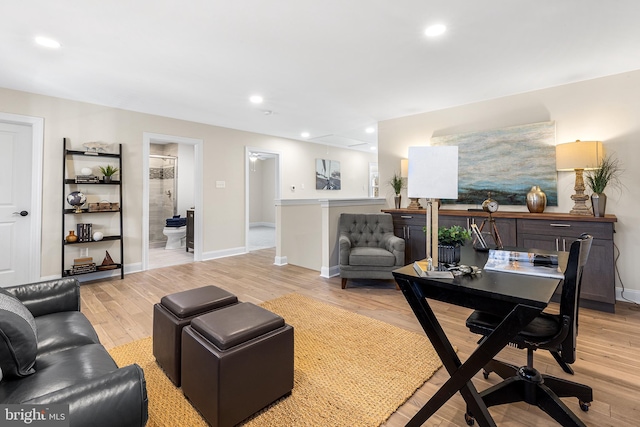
[394,194,401,209]
[526,185,547,213]
[591,193,607,217]
[103,176,113,183]
[438,244,461,265]
[65,230,78,243]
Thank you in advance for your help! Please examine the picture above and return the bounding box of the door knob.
[13,210,29,217]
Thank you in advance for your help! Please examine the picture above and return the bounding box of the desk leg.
[398,278,540,427]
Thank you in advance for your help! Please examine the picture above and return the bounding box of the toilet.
[163,226,187,249]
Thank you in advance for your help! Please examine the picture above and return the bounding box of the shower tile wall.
[149,144,178,245]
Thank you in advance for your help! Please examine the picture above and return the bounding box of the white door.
[0,119,40,286]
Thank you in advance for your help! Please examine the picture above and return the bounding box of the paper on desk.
[483,249,563,279]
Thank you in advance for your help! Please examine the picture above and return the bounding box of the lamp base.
[407,198,423,209]
[569,168,592,216]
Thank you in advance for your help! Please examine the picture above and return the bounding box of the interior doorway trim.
[245,147,281,255]
[0,112,43,282]
[142,132,203,270]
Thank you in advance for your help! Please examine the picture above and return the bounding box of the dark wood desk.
[392,247,563,427]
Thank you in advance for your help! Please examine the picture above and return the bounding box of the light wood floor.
[81,248,640,427]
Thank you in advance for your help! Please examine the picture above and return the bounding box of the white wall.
[0,86,376,277]
[378,69,640,300]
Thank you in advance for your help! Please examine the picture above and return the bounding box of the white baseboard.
[250,222,276,228]
[616,287,640,305]
[202,247,247,261]
[320,265,340,278]
[274,256,288,266]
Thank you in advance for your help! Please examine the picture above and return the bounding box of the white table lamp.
[408,146,459,268]
[556,140,603,215]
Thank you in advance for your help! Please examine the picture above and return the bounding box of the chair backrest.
[559,233,593,364]
[338,213,394,248]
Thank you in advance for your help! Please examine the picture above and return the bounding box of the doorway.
[245,147,280,252]
[0,113,43,286]
[142,133,203,271]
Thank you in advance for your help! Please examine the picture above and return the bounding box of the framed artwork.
[430,121,557,206]
[316,159,341,190]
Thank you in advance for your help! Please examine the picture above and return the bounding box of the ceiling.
[3,1,640,152]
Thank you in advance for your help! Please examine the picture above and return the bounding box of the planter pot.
[394,194,401,209]
[591,193,607,217]
[103,176,113,183]
[438,244,461,265]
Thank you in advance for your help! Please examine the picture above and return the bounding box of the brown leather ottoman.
[153,285,237,386]
[181,302,294,427]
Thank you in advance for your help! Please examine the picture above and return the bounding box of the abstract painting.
[316,159,341,190]
[430,121,557,206]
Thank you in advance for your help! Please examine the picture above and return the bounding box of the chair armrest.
[339,234,352,265]
[4,278,81,317]
[382,233,406,266]
[24,364,148,427]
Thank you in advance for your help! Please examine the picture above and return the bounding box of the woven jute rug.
[109,293,442,427]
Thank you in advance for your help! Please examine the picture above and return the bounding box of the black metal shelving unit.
[62,138,124,279]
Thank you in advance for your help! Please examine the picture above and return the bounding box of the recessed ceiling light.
[249,95,263,104]
[370,146,377,151]
[35,36,61,49]
[365,127,375,134]
[424,24,446,37]
[301,132,310,138]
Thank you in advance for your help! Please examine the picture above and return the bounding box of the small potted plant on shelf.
[388,172,406,209]
[99,165,119,183]
[585,154,623,217]
[437,225,472,265]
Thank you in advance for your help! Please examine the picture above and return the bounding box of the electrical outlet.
[290,185,295,192]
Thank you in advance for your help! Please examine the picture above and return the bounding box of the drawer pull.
[550,223,571,228]
[400,215,413,219]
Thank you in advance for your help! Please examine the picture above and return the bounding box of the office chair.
[464,234,593,427]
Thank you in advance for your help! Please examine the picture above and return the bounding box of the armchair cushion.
[0,291,38,378]
[349,247,396,267]
[35,312,100,358]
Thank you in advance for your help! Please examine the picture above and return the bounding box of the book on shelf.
[76,223,93,242]
[483,249,563,279]
[413,260,454,279]
[75,175,100,183]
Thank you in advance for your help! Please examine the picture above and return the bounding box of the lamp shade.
[407,146,458,200]
[556,140,603,171]
[400,158,409,178]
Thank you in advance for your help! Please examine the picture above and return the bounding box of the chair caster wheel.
[482,369,490,379]
[579,400,591,412]
[465,412,475,426]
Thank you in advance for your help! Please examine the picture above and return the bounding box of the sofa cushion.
[0,291,38,378]
[349,247,396,267]
[1,344,118,403]
[35,312,101,357]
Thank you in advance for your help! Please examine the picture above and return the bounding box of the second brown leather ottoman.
[181,302,294,427]
[153,285,237,386]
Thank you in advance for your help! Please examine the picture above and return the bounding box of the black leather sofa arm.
[24,364,148,427]
[5,278,80,317]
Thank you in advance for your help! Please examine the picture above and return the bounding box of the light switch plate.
[216,181,225,188]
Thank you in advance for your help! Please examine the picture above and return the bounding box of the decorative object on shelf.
[97,251,118,270]
[70,256,96,275]
[477,192,504,249]
[65,230,78,243]
[526,185,547,213]
[401,159,422,209]
[388,171,406,209]
[99,165,119,183]
[556,140,603,215]
[88,201,119,212]
[83,141,109,153]
[76,223,93,242]
[92,231,104,241]
[81,167,93,175]
[585,154,623,217]
[66,191,86,213]
[436,225,472,265]
[315,159,341,190]
[408,145,459,269]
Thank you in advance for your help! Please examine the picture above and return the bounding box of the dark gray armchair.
[338,213,405,289]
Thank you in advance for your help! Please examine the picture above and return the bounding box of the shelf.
[63,264,122,277]
[64,179,121,185]
[64,235,121,245]
[65,149,120,158]
[64,209,120,214]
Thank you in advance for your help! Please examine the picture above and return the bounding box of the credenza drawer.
[517,219,613,240]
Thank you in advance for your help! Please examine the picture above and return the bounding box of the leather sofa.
[0,278,148,426]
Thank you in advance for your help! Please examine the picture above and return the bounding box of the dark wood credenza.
[383,209,617,313]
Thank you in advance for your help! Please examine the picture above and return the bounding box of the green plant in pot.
[585,155,623,217]
[99,165,119,183]
[388,172,406,209]
[437,225,472,265]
